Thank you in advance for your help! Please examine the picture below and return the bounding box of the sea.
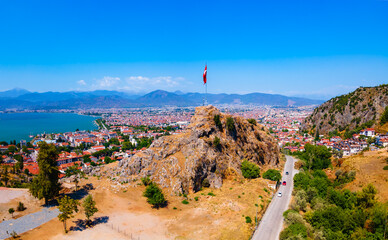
[0,112,99,143]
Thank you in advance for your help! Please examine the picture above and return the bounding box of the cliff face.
[116,105,279,194]
[302,85,388,135]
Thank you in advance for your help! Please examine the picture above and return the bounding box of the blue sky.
[0,0,387,99]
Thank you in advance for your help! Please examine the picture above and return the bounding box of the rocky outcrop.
[302,85,388,135]
[115,105,279,194]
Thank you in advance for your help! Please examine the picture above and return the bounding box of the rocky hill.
[115,105,279,194]
[302,85,388,135]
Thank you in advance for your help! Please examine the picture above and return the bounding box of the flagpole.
[206,81,207,106]
[205,63,207,106]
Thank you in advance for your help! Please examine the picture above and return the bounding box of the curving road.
[252,155,298,240]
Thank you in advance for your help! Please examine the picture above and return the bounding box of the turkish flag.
[203,65,207,84]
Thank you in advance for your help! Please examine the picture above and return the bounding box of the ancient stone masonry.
[116,105,279,194]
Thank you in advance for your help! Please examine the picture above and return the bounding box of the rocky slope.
[302,85,388,135]
[115,105,279,194]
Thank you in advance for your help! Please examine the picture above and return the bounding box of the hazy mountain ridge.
[0,88,323,110]
[302,85,388,135]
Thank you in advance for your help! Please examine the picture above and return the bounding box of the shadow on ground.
[70,216,109,232]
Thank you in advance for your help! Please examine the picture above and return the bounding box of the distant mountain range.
[0,88,323,110]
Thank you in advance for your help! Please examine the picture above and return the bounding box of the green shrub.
[245,216,252,223]
[380,106,388,125]
[247,118,257,125]
[214,114,222,129]
[17,202,25,211]
[262,169,282,182]
[383,165,388,170]
[241,160,260,179]
[141,176,152,186]
[283,209,298,219]
[279,223,307,240]
[226,117,236,133]
[181,200,189,204]
[213,136,221,150]
[143,183,167,208]
[194,196,199,201]
[202,178,210,188]
[208,192,216,196]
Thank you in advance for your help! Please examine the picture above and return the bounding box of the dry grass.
[19,164,280,240]
[332,149,388,202]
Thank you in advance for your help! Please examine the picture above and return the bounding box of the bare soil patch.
[20,165,278,240]
[0,188,43,222]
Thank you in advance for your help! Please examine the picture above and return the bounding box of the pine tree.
[29,142,61,205]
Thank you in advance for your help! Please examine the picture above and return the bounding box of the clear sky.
[0,0,387,99]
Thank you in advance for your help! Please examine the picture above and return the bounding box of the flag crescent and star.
[203,65,207,84]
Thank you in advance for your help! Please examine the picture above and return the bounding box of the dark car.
[282,181,286,186]
[285,171,289,175]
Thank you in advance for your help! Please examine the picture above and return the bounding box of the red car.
[282,181,286,186]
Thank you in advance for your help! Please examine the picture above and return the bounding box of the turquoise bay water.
[0,113,98,143]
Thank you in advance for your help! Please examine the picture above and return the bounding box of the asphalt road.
[251,155,298,240]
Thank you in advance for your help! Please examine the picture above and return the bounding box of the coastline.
[0,112,99,143]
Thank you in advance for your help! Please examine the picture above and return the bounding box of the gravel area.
[0,207,59,239]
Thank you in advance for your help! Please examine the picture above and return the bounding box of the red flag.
[203,65,207,84]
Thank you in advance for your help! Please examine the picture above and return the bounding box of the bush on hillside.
[141,176,152,186]
[213,136,221,150]
[280,223,308,240]
[241,160,260,179]
[262,169,282,182]
[214,114,223,130]
[380,106,388,125]
[143,183,167,208]
[247,118,257,125]
[226,117,236,133]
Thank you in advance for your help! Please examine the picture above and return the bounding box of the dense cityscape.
[1,105,386,189]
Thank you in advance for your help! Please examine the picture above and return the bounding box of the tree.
[58,196,79,233]
[8,208,14,218]
[226,117,236,135]
[214,114,223,130]
[14,154,23,173]
[122,141,133,151]
[262,169,282,182]
[301,144,332,170]
[1,166,10,187]
[83,155,91,163]
[65,165,83,191]
[241,160,260,179]
[104,156,112,164]
[380,106,388,125]
[83,195,98,225]
[213,136,221,150]
[315,129,320,141]
[357,184,377,209]
[143,183,167,208]
[29,142,61,205]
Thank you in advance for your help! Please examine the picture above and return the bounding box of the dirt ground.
[329,149,388,202]
[19,163,280,240]
[0,188,43,222]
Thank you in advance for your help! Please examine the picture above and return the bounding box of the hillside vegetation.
[302,84,388,136]
[285,145,388,240]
